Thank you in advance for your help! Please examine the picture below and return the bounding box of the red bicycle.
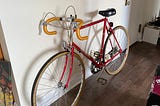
[31,6,130,106]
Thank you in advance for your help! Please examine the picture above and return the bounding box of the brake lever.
[38,19,45,35]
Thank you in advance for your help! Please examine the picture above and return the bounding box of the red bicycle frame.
[61,17,122,88]
[73,17,122,67]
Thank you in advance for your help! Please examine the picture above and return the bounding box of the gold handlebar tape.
[74,19,88,40]
[43,17,88,40]
[43,17,60,35]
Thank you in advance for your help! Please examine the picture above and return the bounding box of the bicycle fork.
[59,47,75,89]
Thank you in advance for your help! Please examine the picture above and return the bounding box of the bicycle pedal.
[97,78,107,85]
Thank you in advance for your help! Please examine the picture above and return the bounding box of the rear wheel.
[31,51,85,106]
[103,26,129,75]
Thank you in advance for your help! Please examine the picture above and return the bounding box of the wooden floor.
[78,42,160,106]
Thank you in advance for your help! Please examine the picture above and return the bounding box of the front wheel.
[103,26,130,75]
[31,51,85,106]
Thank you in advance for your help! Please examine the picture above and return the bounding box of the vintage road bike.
[31,6,130,106]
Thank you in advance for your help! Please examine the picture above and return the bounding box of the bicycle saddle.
[99,8,116,17]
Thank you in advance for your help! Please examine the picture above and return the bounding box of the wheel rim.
[31,51,85,106]
[103,26,129,75]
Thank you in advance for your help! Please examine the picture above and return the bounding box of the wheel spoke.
[31,51,85,106]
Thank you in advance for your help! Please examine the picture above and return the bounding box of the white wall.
[128,0,160,44]
[143,0,160,23]
[0,0,131,105]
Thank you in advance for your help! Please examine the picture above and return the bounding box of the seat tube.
[100,18,107,58]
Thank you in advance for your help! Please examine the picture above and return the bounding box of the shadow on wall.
[22,47,61,105]
[22,26,66,105]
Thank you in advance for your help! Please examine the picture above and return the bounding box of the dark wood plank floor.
[78,42,160,106]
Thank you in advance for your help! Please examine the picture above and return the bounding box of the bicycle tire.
[31,51,85,106]
[103,26,130,75]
